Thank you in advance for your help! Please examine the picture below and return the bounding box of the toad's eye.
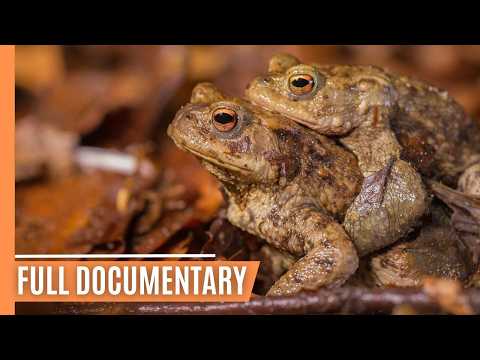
[288,74,315,95]
[212,108,238,132]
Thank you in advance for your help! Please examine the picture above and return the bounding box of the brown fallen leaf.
[130,191,199,254]
[16,171,149,255]
[201,216,261,261]
[35,46,187,147]
[129,147,221,254]
[35,70,139,135]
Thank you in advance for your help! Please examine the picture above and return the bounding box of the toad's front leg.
[261,206,359,296]
[341,125,428,255]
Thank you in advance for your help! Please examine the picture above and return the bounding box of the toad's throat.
[180,144,253,174]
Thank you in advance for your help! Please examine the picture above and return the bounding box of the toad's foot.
[343,159,428,256]
[264,207,358,296]
[430,181,480,273]
[369,223,469,287]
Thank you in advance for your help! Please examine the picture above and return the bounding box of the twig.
[16,285,480,315]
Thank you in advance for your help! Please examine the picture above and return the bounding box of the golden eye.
[288,74,315,95]
[212,108,238,132]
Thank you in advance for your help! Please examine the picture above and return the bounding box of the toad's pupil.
[292,77,311,88]
[214,112,234,124]
[212,109,238,132]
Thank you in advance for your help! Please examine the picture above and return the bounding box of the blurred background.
[15,46,480,293]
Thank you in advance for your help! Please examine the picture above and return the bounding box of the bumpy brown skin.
[246,54,480,181]
[369,225,468,287]
[368,204,470,287]
[246,54,480,255]
[344,202,472,288]
[168,83,363,296]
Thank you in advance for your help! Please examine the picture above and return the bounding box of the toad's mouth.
[176,142,253,175]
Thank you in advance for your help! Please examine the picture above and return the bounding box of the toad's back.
[392,75,480,186]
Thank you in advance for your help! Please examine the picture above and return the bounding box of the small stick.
[16,285,480,315]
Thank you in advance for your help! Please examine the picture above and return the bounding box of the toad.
[246,54,480,257]
[168,83,431,295]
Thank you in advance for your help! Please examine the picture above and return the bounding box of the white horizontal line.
[15,254,216,259]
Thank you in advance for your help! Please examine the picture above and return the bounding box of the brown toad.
[168,83,365,295]
[246,54,480,257]
[168,83,444,295]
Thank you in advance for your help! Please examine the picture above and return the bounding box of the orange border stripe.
[0,45,15,315]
